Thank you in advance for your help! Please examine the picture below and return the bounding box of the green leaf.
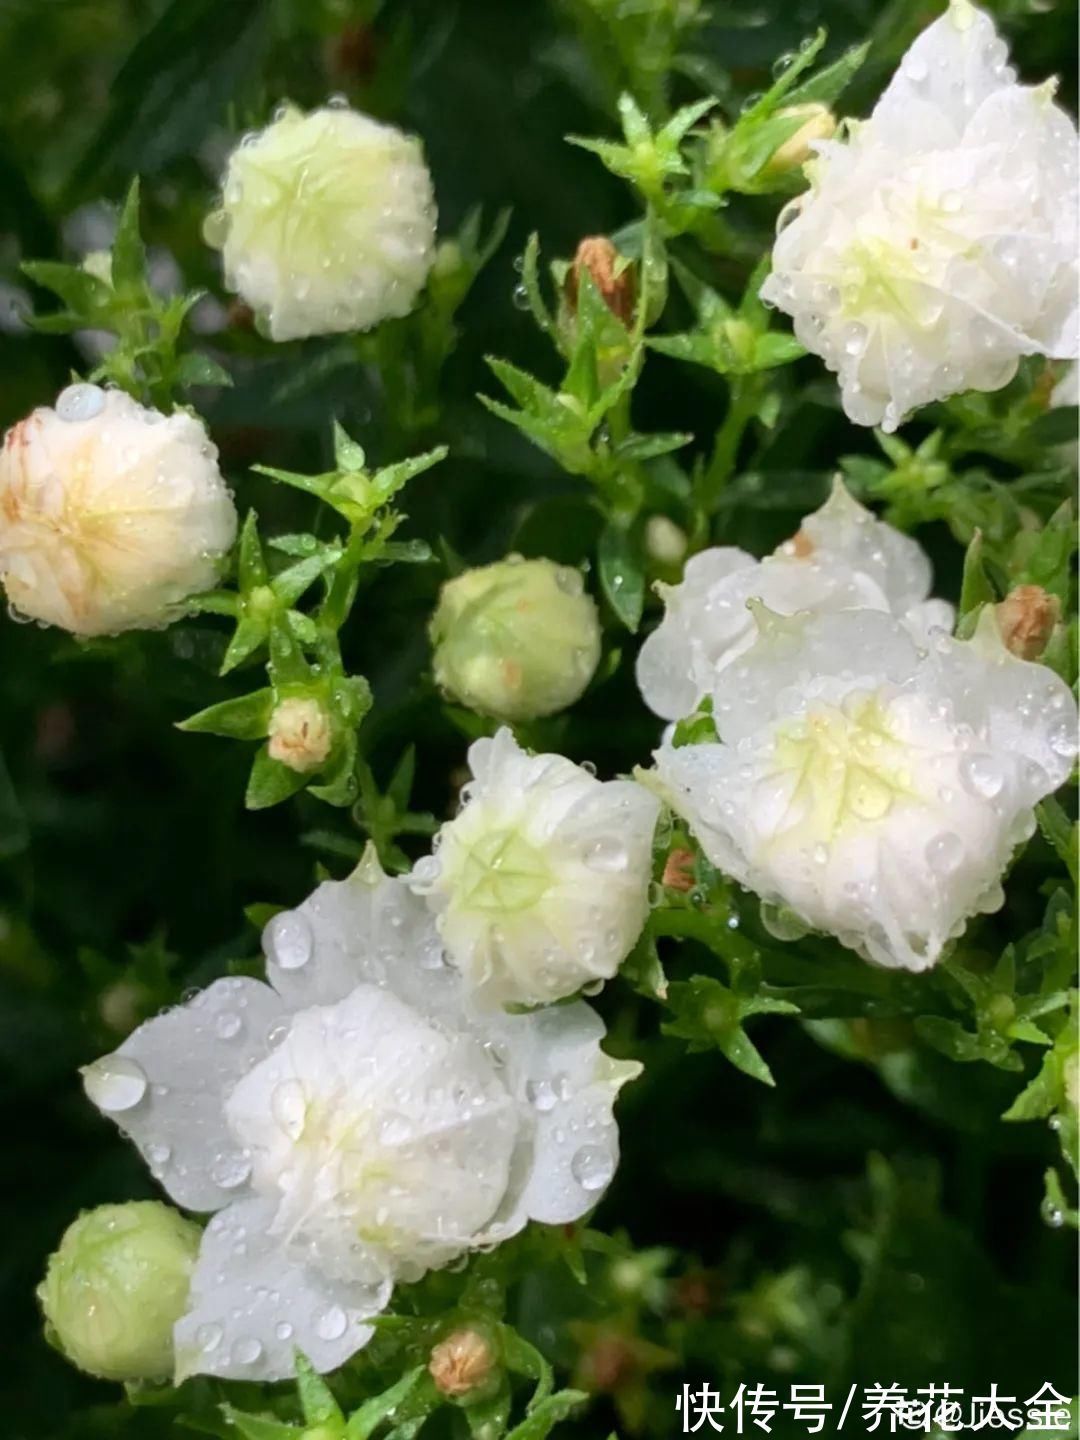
[176,351,233,389]
[295,1350,344,1427]
[598,521,645,632]
[1037,798,1078,883]
[346,1366,427,1440]
[177,688,274,739]
[785,40,870,107]
[238,510,268,591]
[20,260,113,317]
[504,1389,587,1440]
[958,529,996,621]
[246,746,309,810]
[498,1326,553,1407]
[110,178,147,294]
[219,1408,298,1440]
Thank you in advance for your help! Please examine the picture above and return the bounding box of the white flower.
[410,729,660,1008]
[636,478,953,721]
[82,854,639,1381]
[267,696,333,772]
[431,555,602,722]
[760,0,1079,431]
[206,103,437,342]
[0,384,236,636]
[652,605,1078,972]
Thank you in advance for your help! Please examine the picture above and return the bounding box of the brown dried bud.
[225,299,254,331]
[662,847,696,893]
[565,237,635,327]
[995,584,1061,661]
[428,1328,496,1399]
[324,23,378,83]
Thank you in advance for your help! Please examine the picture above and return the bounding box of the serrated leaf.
[785,39,870,107]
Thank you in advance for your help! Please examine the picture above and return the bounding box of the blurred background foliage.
[0,0,1076,1436]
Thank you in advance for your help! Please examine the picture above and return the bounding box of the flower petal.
[83,977,287,1212]
[173,1198,384,1381]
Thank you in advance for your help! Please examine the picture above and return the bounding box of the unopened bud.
[764,103,836,176]
[645,515,688,567]
[995,584,1061,660]
[38,1202,200,1381]
[662,847,696,892]
[268,697,333,772]
[431,555,601,721]
[565,237,636,327]
[428,1327,496,1399]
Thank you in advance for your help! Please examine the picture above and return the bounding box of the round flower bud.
[267,696,333,772]
[0,385,237,636]
[431,556,601,722]
[644,515,688,566]
[428,1328,497,1399]
[206,103,437,342]
[764,103,836,176]
[38,1202,201,1381]
[564,237,636,327]
[995,585,1061,661]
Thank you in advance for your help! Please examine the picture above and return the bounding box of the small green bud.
[431,555,601,721]
[763,103,836,177]
[38,1202,201,1382]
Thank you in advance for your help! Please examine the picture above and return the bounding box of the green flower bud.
[38,1202,201,1381]
[431,556,601,722]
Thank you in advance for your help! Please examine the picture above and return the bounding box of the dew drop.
[265,911,313,971]
[317,1305,348,1341]
[215,1011,242,1040]
[570,1144,615,1193]
[211,1152,253,1190]
[82,1055,148,1112]
[196,1322,223,1353]
[526,1077,559,1113]
[233,1337,264,1365]
[55,383,106,423]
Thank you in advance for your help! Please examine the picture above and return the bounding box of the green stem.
[696,377,756,520]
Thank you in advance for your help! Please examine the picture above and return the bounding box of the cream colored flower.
[653,606,1078,972]
[760,0,1078,431]
[431,555,601,721]
[83,854,639,1381]
[410,729,659,1008]
[267,696,333,772]
[207,103,437,341]
[0,385,236,636]
[636,478,953,721]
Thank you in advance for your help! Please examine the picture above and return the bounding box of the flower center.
[454,826,552,914]
[771,693,914,838]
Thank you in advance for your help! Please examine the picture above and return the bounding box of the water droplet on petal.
[82,1055,148,1112]
[55,383,106,423]
[233,1337,264,1365]
[570,1144,615,1193]
[265,912,314,971]
[317,1305,348,1341]
[196,1322,223,1353]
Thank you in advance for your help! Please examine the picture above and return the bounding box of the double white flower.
[0,385,236,636]
[636,478,952,722]
[761,0,1078,431]
[653,606,1077,971]
[411,729,660,1009]
[207,103,437,342]
[83,855,639,1381]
